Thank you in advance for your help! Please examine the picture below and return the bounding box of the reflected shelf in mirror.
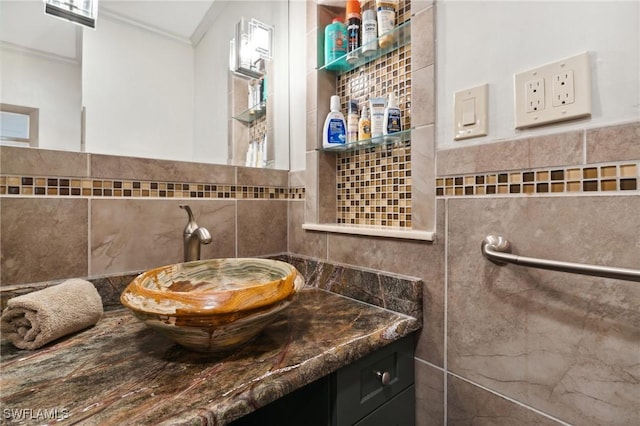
[233,101,267,124]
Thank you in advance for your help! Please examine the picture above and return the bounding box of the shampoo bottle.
[383,92,402,135]
[323,95,347,148]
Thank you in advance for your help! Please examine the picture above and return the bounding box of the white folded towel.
[1,279,103,350]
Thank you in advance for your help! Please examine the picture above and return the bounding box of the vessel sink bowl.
[120,258,304,352]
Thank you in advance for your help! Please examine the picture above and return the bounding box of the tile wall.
[290,120,639,426]
[0,146,296,286]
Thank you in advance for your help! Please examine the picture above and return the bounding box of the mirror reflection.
[0,0,291,169]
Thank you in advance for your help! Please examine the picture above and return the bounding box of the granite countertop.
[0,288,420,425]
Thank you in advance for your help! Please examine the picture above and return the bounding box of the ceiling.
[99,0,214,41]
[0,0,216,60]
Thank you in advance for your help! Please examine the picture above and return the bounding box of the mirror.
[0,0,291,170]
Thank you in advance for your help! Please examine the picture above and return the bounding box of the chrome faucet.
[179,205,212,262]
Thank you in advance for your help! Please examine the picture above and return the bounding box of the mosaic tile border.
[436,161,639,197]
[0,175,305,200]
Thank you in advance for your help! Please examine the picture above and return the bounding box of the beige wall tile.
[411,7,434,70]
[237,167,288,187]
[447,196,640,425]
[327,198,446,366]
[307,27,318,73]
[237,200,288,257]
[90,154,236,183]
[306,71,318,118]
[91,200,236,275]
[1,146,88,177]
[289,170,306,188]
[587,121,640,163]
[318,151,337,223]
[476,139,529,173]
[1,198,88,285]
[447,375,561,425]
[412,65,435,128]
[528,130,584,169]
[306,108,318,152]
[412,125,436,231]
[288,200,327,259]
[416,361,444,426]
[437,145,479,176]
[305,151,319,223]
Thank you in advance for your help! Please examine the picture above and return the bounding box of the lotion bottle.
[376,0,398,48]
[323,95,347,148]
[383,92,402,135]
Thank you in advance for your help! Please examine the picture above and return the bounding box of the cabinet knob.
[375,370,392,385]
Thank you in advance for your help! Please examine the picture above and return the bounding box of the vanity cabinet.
[231,334,415,426]
[332,334,414,425]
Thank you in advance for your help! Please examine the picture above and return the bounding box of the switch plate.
[514,52,591,129]
[454,84,488,141]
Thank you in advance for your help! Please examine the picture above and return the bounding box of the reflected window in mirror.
[0,104,39,148]
[44,0,98,29]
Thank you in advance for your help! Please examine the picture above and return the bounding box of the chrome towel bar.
[481,235,640,282]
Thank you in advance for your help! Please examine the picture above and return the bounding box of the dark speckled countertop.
[0,288,420,425]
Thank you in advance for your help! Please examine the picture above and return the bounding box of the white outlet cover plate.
[454,83,488,141]
[514,52,591,129]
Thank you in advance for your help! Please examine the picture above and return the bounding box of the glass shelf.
[233,101,267,124]
[320,128,412,153]
[318,19,411,74]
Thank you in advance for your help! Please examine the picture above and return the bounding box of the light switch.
[454,84,488,141]
[461,98,476,125]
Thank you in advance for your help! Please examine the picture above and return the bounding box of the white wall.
[194,1,290,169]
[289,0,308,172]
[0,1,81,151]
[436,0,640,149]
[82,17,195,161]
[0,48,82,151]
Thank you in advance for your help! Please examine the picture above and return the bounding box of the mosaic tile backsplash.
[337,144,412,227]
[335,0,413,227]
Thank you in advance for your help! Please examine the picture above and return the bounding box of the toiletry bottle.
[358,105,371,142]
[347,100,359,144]
[345,0,361,65]
[383,92,402,135]
[369,97,386,138]
[361,3,378,57]
[248,80,256,109]
[324,17,348,71]
[323,95,347,148]
[376,0,398,48]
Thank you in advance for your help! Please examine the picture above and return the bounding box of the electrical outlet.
[552,70,575,106]
[514,52,591,129]
[525,78,545,112]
